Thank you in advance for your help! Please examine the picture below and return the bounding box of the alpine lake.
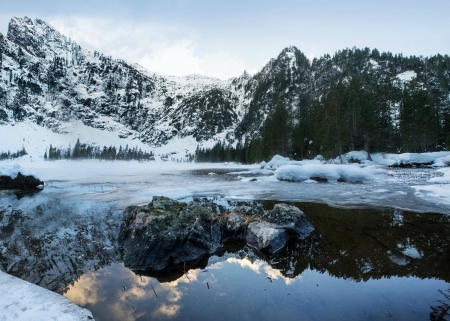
[0,166,449,321]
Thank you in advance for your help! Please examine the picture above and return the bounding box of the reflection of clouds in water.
[65,272,101,306]
[263,265,297,285]
[152,303,181,318]
[226,257,297,285]
[151,269,202,317]
[163,269,201,303]
[166,286,183,303]
[66,267,153,321]
[66,266,203,320]
[227,257,264,274]
[65,259,298,320]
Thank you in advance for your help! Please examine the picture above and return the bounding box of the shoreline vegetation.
[0,147,27,160]
[43,138,156,161]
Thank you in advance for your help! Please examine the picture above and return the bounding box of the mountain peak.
[241,70,251,78]
[281,46,300,55]
[7,16,72,59]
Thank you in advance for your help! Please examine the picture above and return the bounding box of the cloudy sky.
[0,0,449,79]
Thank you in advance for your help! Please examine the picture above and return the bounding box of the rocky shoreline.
[0,172,44,190]
[119,196,314,272]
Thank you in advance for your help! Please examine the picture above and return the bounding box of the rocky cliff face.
[1,17,448,153]
[0,17,243,148]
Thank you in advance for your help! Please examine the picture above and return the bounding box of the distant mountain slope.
[0,17,240,149]
[1,17,449,159]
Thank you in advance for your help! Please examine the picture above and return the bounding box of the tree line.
[44,139,155,161]
[198,49,450,163]
[0,147,27,161]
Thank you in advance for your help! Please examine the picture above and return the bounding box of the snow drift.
[0,164,35,179]
[428,168,450,184]
[275,164,376,183]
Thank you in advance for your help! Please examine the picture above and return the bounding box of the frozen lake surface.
[1,160,450,320]
[3,160,449,213]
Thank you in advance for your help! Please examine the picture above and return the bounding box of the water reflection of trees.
[267,202,450,283]
[136,201,450,287]
[1,197,449,295]
[0,199,122,293]
[430,287,450,321]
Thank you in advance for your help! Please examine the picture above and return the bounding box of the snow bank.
[262,154,322,170]
[434,155,450,167]
[0,271,94,321]
[343,151,369,163]
[332,151,370,164]
[0,163,36,178]
[275,164,376,183]
[262,155,291,169]
[370,151,450,167]
[328,150,450,167]
[428,168,450,184]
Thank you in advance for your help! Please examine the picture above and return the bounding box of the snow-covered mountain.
[1,17,448,159]
[0,17,245,153]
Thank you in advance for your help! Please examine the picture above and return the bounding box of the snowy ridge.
[0,17,449,158]
[0,17,247,155]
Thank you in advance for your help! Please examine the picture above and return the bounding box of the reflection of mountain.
[1,196,449,293]
[0,198,122,293]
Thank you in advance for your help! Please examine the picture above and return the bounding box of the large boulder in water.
[119,197,314,272]
[119,196,221,271]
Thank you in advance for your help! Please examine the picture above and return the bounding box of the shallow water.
[64,262,448,321]
[1,189,450,320]
[1,165,450,320]
[61,199,450,321]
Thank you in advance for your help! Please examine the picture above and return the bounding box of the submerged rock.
[119,197,314,272]
[0,172,44,190]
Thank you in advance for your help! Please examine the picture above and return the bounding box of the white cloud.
[201,51,249,80]
[47,16,248,79]
[307,46,317,65]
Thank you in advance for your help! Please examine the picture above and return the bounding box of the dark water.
[1,193,450,320]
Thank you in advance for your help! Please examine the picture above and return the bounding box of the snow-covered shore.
[0,271,94,320]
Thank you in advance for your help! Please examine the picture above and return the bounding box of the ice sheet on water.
[2,158,449,214]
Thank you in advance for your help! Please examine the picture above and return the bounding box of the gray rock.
[261,203,314,238]
[119,196,221,271]
[119,197,314,272]
[0,172,44,190]
[225,212,245,236]
[246,221,288,252]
